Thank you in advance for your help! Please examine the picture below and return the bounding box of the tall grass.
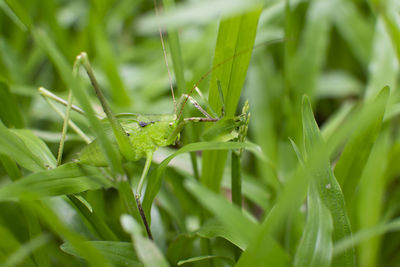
[0,0,399,266]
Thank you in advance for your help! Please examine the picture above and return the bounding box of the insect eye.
[126,132,130,136]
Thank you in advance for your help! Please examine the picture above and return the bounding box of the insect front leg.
[176,94,218,119]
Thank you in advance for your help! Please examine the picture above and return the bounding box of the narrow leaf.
[61,241,140,267]
[0,163,113,201]
[302,95,355,266]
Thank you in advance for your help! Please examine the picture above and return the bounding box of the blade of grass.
[68,195,118,242]
[294,183,333,267]
[0,120,45,172]
[0,81,24,128]
[3,233,51,267]
[185,178,258,249]
[30,201,112,267]
[357,127,390,267]
[202,8,262,192]
[334,87,389,205]
[302,96,355,266]
[0,163,113,201]
[143,141,268,219]
[121,215,170,267]
[61,241,140,266]
[0,155,51,267]
[239,86,390,267]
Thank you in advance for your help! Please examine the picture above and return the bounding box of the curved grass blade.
[357,127,390,267]
[202,7,262,192]
[143,141,268,219]
[185,179,258,250]
[0,81,24,128]
[3,234,51,267]
[29,201,112,267]
[302,96,355,266]
[334,87,389,204]
[0,224,36,267]
[333,217,400,256]
[0,120,44,172]
[0,163,113,201]
[196,219,250,251]
[61,241,141,267]
[178,255,234,266]
[68,195,118,242]
[121,215,170,267]
[11,129,57,169]
[294,183,333,267]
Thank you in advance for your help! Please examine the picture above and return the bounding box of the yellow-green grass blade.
[294,183,333,267]
[61,241,141,267]
[201,8,261,192]
[302,96,355,266]
[143,141,268,220]
[0,163,113,201]
[334,87,389,206]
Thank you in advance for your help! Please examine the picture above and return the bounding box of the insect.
[38,3,257,239]
[39,52,248,198]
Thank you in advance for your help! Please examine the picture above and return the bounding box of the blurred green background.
[0,0,400,266]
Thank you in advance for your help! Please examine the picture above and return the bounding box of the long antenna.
[176,38,284,120]
[153,0,176,114]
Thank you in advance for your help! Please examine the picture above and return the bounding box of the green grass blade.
[61,241,140,267]
[365,19,398,98]
[12,129,57,169]
[3,233,51,267]
[177,255,234,266]
[143,141,268,219]
[0,163,113,201]
[334,87,389,204]
[68,195,118,242]
[202,8,261,192]
[196,219,249,251]
[333,217,400,256]
[2,0,33,29]
[0,224,36,267]
[302,96,354,266]
[294,184,333,267]
[0,81,24,128]
[333,1,373,65]
[30,201,112,267]
[231,151,242,207]
[0,120,44,172]
[381,9,400,63]
[185,178,258,249]
[357,127,390,267]
[122,215,170,267]
[0,155,22,181]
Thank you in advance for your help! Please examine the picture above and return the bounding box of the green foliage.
[0,0,400,266]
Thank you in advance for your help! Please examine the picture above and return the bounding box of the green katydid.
[39,51,246,189]
[37,11,276,237]
[39,51,247,239]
